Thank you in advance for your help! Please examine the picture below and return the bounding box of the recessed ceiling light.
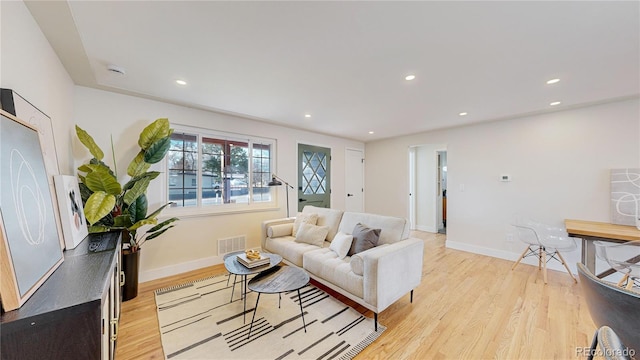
[405,75,416,81]
[368,131,374,134]
[305,114,311,118]
[459,112,468,116]
[550,101,561,106]
[176,79,187,85]
[546,78,560,84]
[106,64,126,75]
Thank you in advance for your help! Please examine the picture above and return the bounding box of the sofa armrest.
[261,218,295,249]
[360,238,424,312]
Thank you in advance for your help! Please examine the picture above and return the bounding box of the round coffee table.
[247,266,310,339]
[224,252,283,322]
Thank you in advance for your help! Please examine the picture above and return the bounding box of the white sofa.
[261,205,424,329]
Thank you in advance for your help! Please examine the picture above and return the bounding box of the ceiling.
[26,1,640,142]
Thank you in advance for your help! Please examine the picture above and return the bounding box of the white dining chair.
[511,220,578,283]
[594,240,640,290]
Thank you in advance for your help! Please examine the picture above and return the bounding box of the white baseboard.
[445,240,579,274]
[415,224,437,233]
[139,255,223,283]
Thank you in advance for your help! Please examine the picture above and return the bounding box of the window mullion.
[248,140,253,204]
[197,133,203,207]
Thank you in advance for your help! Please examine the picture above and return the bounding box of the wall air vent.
[218,235,246,256]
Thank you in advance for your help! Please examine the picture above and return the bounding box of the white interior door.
[345,148,364,212]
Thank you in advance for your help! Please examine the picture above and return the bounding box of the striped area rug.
[154,274,385,359]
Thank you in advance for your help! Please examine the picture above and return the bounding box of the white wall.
[365,99,640,273]
[0,1,76,174]
[73,87,364,281]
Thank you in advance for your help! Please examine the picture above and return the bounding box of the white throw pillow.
[267,223,293,238]
[294,223,329,247]
[292,212,319,237]
[329,231,353,259]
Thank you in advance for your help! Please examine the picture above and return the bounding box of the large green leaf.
[138,118,170,150]
[145,203,172,220]
[89,163,112,172]
[79,163,112,177]
[113,215,133,228]
[129,218,158,231]
[85,191,116,225]
[94,211,115,227]
[123,171,160,191]
[77,164,93,174]
[89,159,116,177]
[128,194,148,223]
[76,125,104,160]
[85,170,122,195]
[79,181,92,203]
[145,225,175,241]
[127,151,151,177]
[123,176,151,205]
[148,217,179,232]
[88,225,111,233]
[143,136,171,164]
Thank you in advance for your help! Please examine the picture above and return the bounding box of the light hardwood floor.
[115,231,596,359]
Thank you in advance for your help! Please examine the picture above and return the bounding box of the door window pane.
[301,150,327,195]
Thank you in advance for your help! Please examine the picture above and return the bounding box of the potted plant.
[75,118,179,300]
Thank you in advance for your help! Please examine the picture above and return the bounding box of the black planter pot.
[122,249,140,301]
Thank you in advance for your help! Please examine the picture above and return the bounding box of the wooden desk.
[565,219,640,276]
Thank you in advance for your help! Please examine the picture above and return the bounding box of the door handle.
[299,198,307,202]
[347,194,354,197]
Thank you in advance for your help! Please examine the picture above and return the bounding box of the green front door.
[298,144,331,211]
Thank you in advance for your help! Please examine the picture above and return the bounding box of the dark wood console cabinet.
[1,232,122,360]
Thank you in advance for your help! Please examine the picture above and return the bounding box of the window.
[167,126,275,210]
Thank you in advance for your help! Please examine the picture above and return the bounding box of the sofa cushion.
[295,223,329,247]
[348,223,380,256]
[303,248,363,298]
[292,212,318,237]
[339,211,409,245]
[267,223,293,238]
[329,231,353,259]
[301,206,344,241]
[264,236,320,267]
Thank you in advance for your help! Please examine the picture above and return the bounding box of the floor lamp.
[268,174,294,217]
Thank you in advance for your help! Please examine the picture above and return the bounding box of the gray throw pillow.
[348,223,381,256]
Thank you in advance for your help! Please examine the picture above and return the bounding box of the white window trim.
[161,123,278,218]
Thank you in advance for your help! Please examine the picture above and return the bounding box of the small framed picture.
[54,175,89,249]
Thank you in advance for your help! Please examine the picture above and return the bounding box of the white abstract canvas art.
[0,112,64,310]
[54,175,89,249]
[610,168,640,226]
